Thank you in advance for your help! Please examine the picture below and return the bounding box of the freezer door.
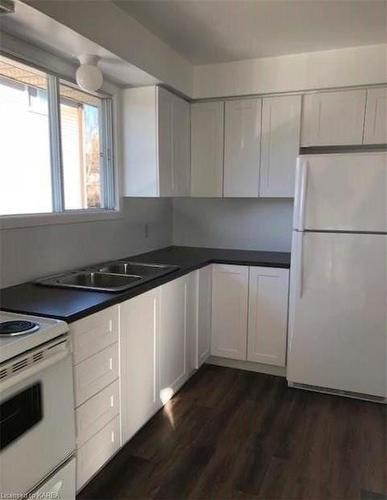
[294,153,387,232]
[287,231,387,397]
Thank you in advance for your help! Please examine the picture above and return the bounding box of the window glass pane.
[59,84,102,210]
[0,56,52,215]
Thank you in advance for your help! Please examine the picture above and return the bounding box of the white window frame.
[0,54,119,229]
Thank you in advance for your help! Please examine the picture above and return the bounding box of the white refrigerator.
[287,152,387,401]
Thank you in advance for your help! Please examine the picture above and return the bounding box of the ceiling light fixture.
[75,55,103,93]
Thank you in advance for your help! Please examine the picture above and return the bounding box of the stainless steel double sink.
[35,261,179,292]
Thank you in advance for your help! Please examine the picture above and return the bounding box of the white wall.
[0,198,173,288]
[194,44,387,99]
[172,198,294,252]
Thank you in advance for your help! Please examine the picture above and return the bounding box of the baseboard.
[288,381,386,404]
[206,356,286,377]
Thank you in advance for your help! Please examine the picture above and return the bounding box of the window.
[0,55,115,217]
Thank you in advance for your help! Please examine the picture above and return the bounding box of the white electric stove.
[0,310,76,498]
[0,310,69,363]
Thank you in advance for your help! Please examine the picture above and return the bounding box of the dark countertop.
[0,246,291,323]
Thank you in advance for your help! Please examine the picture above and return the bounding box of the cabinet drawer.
[76,416,120,491]
[74,343,119,407]
[76,380,120,447]
[71,306,119,365]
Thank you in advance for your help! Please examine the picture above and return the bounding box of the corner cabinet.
[190,101,224,197]
[211,264,289,367]
[211,264,249,360]
[122,86,190,197]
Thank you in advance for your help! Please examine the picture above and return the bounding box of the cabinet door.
[197,265,212,367]
[260,95,301,198]
[159,275,189,401]
[120,288,160,444]
[211,265,248,360]
[247,267,289,366]
[191,101,224,197]
[224,98,261,197]
[301,89,366,146]
[158,87,174,196]
[364,87,387,144]
[172,95,191,196]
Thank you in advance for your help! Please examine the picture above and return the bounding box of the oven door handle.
[0,343,70,393]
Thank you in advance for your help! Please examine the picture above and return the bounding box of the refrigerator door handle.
[294,159,309,231]
[297,231,304,298]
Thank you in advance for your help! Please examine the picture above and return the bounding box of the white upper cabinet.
[211,264,248,360]
[260,95,301,198]
[224,98,261,197]
[191,101,224,197]
[158,87,174,196]
[120,288,161,445]
[301,89,366,146]
[122,86,190,197]
[172,94,191,195]
[247,267,289,366]
[364,87,387,144]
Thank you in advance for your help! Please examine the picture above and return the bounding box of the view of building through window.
[60,84,102,210]
[0,57,52,215]
[0,54,113,217]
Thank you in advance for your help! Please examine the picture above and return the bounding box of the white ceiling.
[114,0,387,65]
[1,0,159,87]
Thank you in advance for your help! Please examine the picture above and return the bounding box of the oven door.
[0,337,75,496]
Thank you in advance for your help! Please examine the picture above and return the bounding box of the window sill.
[0,210,123,230]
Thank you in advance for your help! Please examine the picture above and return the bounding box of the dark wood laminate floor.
[78,366,386,500]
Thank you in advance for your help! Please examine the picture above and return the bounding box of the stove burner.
[0,320,40,336]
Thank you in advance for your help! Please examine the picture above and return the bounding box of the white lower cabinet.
[75,380,120,448]
[196,266,212,368]
[247,267,289,366]
[159,274,194,402]
[76,416,120,490]
[73,343,119,407]
[70,307,121,492]
[72,264,289,491]
[120,288,161,445]
[211,264,249,360]
[211,264,289,367]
